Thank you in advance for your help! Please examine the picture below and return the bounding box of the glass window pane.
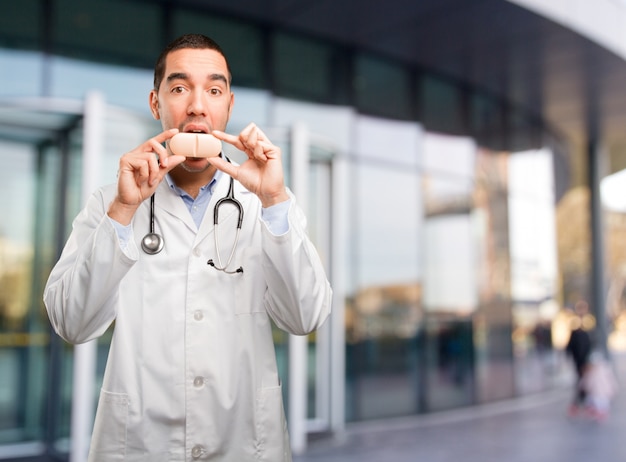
[419,75,464,135]
[423,214,476,312]
[355,53,413,120]
[354,165,421,286]
[346,162,422,421]
[0,138,62,445]
[273,33,333,102]
[473,147,515,403]
[420,133,481,411]
[1,1,42,50]
[53,0,161,67]
[470,93,505,150]
[0,141,39,442]
[508,149,560,394]
[174,11,266,89]
[423,317,474,411]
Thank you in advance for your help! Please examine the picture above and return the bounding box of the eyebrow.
[208,73,229,85]
[166,72,189,83]
[166,72,229,86]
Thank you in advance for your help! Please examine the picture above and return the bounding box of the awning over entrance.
[0,98,84,145]
[178,0,626,169]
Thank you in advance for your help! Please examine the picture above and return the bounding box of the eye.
[209,88,222,96]
[171,86,186,94]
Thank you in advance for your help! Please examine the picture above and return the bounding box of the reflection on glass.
[472,147,515,403]
[346,162,422,421]
[421,134,477,411]
[0,142,39,442]
[507,149,563,393]
[0,140,68,444]
[423,214,476,313]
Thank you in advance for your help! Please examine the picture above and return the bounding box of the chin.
[180,158,211,173]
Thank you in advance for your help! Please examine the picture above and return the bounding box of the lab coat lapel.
[154,180,197,233]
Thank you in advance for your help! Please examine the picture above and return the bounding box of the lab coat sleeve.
[43,188,137,344]
[261,192,332,335]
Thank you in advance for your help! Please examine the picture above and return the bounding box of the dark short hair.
[153,34,232,91]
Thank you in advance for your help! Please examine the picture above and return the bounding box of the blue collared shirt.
[165,170,220,228]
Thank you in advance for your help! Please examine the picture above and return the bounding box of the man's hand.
[210,123,289,208]
[108,128,186,225]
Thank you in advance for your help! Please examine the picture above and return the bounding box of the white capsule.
[169,133,222,158]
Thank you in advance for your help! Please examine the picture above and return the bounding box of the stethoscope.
[141,158,244,274]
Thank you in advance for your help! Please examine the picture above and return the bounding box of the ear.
[149,90,160,120]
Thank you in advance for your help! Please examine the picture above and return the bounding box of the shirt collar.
[164,160,224,199]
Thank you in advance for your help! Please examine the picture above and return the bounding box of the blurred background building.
[3,0,626,460]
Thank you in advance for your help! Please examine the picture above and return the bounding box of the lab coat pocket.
[232,247,264,315]
[88,390,129,461]
[255,385,291,461]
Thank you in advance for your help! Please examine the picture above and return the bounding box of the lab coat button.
[191,445,204,458]
[193,376,204,388]
[194,310,203,321]
[193,247,202,257]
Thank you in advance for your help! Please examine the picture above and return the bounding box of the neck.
[168,164,217,199]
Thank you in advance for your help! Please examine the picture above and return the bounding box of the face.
[149,48,234,173]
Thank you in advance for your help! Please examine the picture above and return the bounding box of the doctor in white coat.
[44,34,332,461]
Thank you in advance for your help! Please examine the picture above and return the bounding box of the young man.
[44,34,332,461]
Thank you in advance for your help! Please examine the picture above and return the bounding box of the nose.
[187,90,208,116]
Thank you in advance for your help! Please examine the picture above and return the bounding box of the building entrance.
[0,98,88,461]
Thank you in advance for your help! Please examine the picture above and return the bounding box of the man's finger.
[152,128,179,146]
[212,129,245,151]
[207,156,238,178]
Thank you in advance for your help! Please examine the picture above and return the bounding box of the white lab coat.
[44,173,332,461]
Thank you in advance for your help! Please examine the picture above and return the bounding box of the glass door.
[0,99,176,461]
[264,125,342,451]
[0,106,84,460]
[0,99,157,461]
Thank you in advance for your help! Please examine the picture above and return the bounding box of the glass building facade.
[1,1,619,460]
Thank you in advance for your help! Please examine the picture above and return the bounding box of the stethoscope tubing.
[141,157,244,274]
[208,174,244,273]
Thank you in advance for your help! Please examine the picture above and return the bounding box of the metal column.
[587,136,609,356]
[289,122,310,455]
[70,91,105,462]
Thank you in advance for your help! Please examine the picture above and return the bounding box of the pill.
[169,133,222,158]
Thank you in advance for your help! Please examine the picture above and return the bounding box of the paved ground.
[295,353,626,462]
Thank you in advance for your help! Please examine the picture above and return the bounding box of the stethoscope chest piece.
[141,232,164,254]
[142,194,164,255]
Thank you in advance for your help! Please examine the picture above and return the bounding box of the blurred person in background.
[566,300,593,416]
[579,351,618,421]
